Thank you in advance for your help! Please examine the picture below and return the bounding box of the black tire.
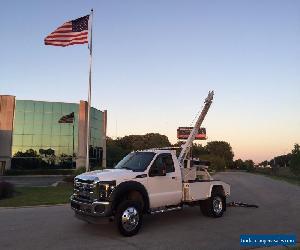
[200,189,226,218]
[115,200,143,237]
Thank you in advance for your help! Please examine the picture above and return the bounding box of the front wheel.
[200,190,226,217]
[115,200,143,237]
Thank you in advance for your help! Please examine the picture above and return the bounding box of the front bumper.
[70,195,112,217]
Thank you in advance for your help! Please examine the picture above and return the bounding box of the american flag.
[58,112,75,123]
[44,15,89,47]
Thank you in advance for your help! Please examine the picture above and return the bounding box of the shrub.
[63,167,88,183]
[74,167,86,176]
[195,154,226,172]
[62,175,75,183]
[210,156,226,171]
[0,181,15,199]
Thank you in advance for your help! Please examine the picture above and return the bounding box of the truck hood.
[76,168,141,183]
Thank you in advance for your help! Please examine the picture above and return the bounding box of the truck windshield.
[114,152,155,172]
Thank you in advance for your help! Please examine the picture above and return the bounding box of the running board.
[150,206,182,215]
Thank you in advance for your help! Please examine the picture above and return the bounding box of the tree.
[259,160,268,167]
[106,137,127,168]
[14,149,39,158]
[234,159,244,169]
[244,160,255,171]
[12,149,42,169]
[273,154,291,168]
[106,133,171,168]
[192,143,208,158]
[209,156,226,171]
[205,141,234,167]
[39,148,56,166]
[290,143,300,176]
[196,154,226,171]
[233,159,254,171]
[59,153,73,168]
[118,133,171,151]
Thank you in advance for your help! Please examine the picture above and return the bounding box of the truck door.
[147,153,182,208]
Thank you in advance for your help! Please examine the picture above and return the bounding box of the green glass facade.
[13,100,79,157]
[89,106,104,166]
[11,100,103,169]
[90,106,103,149]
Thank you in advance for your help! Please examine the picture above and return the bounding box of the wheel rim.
[121,207,139,232]
[212,196,223,214]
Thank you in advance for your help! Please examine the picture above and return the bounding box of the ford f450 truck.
[70,91,231,236]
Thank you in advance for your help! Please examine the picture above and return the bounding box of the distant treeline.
[259,143,300,176]
[108,134,300,176]
[107,133,246,171]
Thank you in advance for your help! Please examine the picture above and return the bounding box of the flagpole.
[85,9,93,172]
[72,117,75,168]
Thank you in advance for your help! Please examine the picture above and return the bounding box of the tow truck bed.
[182,180,230,202]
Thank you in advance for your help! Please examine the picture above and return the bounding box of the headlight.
[98,181,116,201]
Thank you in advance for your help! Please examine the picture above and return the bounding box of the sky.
[1,0,299,163]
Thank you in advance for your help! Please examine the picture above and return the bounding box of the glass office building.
[0,96,107,170]
[12,100,80,157]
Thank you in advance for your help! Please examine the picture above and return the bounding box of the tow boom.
[178,91,214,166]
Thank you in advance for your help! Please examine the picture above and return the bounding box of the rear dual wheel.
[200,189,225,217]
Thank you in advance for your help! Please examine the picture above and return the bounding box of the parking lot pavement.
[0,172,299,250]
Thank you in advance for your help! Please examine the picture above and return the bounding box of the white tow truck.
[70,91,230,236]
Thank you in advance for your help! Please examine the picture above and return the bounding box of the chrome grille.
[74,178,97,202]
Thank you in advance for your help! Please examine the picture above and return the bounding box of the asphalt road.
[0,172,299,250]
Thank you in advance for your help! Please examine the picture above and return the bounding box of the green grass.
[252,171,300,186]
[268,175,300,186]
[0,185,73,207]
